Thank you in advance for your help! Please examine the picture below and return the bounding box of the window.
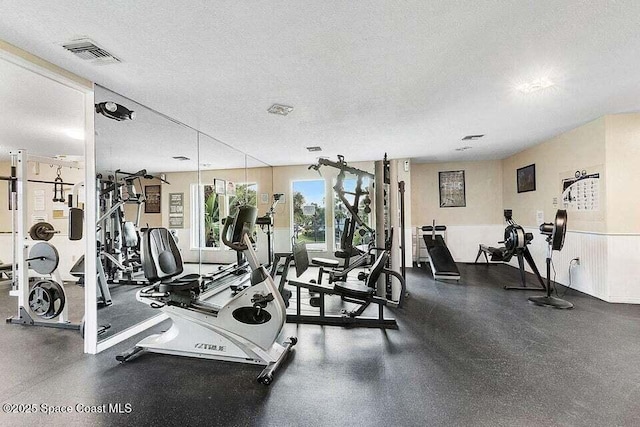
[192,182,258,250]
[228,183,257,218]
[334,176,372,251]
[292,180,326,250]
[192,184,222,249]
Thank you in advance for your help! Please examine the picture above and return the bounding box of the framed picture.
[439,170,466,208]
[517,164,536,193]
[214,178,226,195]
[226,181,236,196]
[145,185,161,213]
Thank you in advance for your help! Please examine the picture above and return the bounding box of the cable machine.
[2,150,83,330]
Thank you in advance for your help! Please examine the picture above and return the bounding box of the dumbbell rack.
[5,150,80,330]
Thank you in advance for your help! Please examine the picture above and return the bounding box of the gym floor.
[1,264,639,426]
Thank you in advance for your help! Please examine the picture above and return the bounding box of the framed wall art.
[145,185,161,213]
[517,164,536,193]
[439,170,466,207]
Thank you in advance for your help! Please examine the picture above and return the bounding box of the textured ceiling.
[1,1,640,166]
[0,57,85,161]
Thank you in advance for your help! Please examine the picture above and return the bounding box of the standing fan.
[528,210,573,309]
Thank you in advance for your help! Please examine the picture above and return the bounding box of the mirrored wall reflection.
[95,85,199,341]
[246,155,276,266]
[0,56,86,343]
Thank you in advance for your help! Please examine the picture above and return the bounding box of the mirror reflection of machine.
[256,193,283,268]
[528,210,573,309]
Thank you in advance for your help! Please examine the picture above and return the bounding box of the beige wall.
[410,159,504,227]
[605,113,640,234]
[502,117,607,232]
[0,40,92,89]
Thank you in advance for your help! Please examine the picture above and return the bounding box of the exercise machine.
[308,155,375,282]
[529,210,573,309]
[287,241,404,328]
[418,220,460,282]
[475,210,546,291]
[97,169,168,285]
[256,193,283,268]
[116,206,296,385]
[2,150,82,330]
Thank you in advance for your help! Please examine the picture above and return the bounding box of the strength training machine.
[286,240,405,328]
[3,150,83,330]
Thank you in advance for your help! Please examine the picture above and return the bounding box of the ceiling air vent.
[61,38,120,65]
[172,156,191,161]
[462,134,484,141]
[268,104,293,116]
[306,146,322,152]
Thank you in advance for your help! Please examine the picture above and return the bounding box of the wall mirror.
[94,85,199,343]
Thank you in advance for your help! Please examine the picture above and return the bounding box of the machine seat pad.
[311,257,340,268]
[333,281,374,299]
[158,278,200,292]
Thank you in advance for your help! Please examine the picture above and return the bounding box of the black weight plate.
[48,280,66,319]
[29,222,54,241]
[28,281,54,318]
[28,280,65,319]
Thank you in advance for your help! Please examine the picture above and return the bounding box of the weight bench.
[287,242,398,329]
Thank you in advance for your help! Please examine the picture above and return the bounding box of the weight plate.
[28,280,65,319]
[29,222,55,241]
[29,242,59,275]
[28,282,54,317]
[49,280,66,319]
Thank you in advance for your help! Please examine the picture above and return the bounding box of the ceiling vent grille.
[462,134,484,141]
[306,146,322,152]
[61,38,120,64]
[172,156,191,161]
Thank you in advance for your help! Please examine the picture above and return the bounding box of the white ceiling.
[0,57,85,161]
[1,1,640,166]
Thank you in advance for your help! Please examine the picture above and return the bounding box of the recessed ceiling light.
[462,134,484,141]
[63,128,85,140]
[172,156,190,161]
[306,146,322,152]
[268,104,294,116]
[516,77,554,94]
[455,146,473,152]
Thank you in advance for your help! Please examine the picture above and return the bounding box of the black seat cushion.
[311,257,339,268]
[333,281,374,299]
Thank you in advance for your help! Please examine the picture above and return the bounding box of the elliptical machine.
[116,206,296,385]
